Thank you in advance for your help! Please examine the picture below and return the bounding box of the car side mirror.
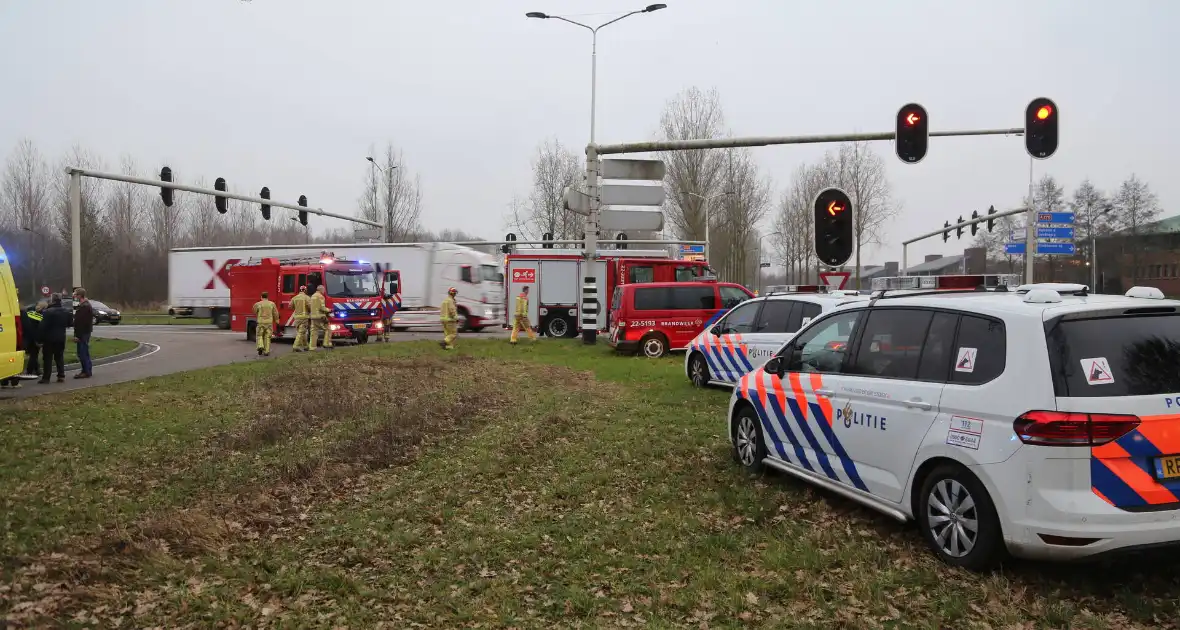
[709,325,721,336]
[764,356,782,376]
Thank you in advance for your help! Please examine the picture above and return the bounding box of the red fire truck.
[504,248,713,338]
[227,252,384,344]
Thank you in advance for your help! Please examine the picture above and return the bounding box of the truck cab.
[228,252,384,344]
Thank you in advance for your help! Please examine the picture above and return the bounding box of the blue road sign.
[679,244,705,254]
[1036,212,1075,224]
[1005,242,1076,255]
[1036,226,1075,239]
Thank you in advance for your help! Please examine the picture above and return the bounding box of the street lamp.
[525,4,667,144]
[757,231,783,295]
[366,156,399,241]
[687,190,733,263]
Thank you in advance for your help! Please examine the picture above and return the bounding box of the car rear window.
[1047,314,1180,397]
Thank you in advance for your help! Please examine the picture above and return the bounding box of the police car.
[727,273,1180,569]
[684,286,869,387]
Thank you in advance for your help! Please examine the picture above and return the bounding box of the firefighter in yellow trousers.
[510,285,536,344]
[310,284,333,351]
[440,286,459,350]
[291,285,311,352]
[253,291,280,356]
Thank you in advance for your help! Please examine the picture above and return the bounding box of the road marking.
[79,342,161,370]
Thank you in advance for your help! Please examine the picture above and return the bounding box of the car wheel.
[917,464,1005,571]
[688,352,710,387]
[639,333,667,358]
[731,404,766,474]
[546,317,569,338]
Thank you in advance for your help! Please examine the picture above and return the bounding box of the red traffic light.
[827,201,846,216]
[1036,105,1053,120]
[904,111,921,126]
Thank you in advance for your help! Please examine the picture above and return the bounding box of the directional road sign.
[1036,226,1075,239]
[759,262,771,268]
[1005,242,1076,255]
[601,159,666,181]
[1036,212,1075,224]
[354,228,382,240]
[598,208,664,231]
[679,244,705,254]
[564,184,667,214]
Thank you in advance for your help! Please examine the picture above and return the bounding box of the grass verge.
[116,314,208,326]
[1,340,1178,628]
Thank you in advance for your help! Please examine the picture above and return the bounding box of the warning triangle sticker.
[1081,357,1114,385]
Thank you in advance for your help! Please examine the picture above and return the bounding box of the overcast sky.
[1,0,1175,265]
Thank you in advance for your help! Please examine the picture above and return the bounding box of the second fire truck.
[227,252,384,344]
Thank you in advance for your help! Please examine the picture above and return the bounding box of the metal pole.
[902,242,908,277]
[704,198,710,263]
[593,127,1025,155]
[590,30,597,145]
[69,170,82,290]
[582,147,600,344]
[1090,204,1098,291]
[1024,156,1035,283]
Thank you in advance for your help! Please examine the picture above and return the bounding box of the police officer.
[440,287,459,350]
[22,301,46,377]
[310,284,333,351]
[510,285,536,345]
[291,285,311,352]
[253,291,280,356]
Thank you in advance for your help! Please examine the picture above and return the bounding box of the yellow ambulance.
[0,244,25,380]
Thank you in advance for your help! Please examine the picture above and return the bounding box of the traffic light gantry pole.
[64,167,382,290]
[899,205,1028,276]
[591,127,1024,155]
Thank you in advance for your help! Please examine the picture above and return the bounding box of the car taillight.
[1013,411,1141,447]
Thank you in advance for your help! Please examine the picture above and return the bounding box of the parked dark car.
[87,300,122,325]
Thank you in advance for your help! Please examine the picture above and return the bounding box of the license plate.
[352,323,367,330]
[1154,455,1180,480]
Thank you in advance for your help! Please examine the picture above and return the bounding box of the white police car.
[685,287,868,387]
[728,274,1180,569]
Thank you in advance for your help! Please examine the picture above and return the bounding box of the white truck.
[168,242,505,331]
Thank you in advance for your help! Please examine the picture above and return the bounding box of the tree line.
[0,140,483,307]
[505,87,898,289]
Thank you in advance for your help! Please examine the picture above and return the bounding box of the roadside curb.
[61,340,150,372]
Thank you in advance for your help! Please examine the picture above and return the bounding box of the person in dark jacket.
[72,288,94,378]
[38,294,71,384]
[21,300,46,376]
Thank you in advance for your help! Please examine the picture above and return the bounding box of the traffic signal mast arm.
[65,167,382,229]
[591,127,1024,155]
[900,205,1029,275]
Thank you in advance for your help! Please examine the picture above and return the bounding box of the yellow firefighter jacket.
[515,294,528,318]
[440,296,458,323]
[291,292,311,320]
[311,292,329,319]
[253,299,279,325]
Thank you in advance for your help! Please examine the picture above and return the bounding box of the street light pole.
[525,4,666,145]
[688,190,733,264]
[366,156,398,242]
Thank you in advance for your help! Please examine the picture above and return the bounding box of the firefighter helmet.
[448,287,458,295]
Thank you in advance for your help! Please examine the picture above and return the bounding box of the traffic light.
[956,216,964,240]
[297,194,308,226]
[259,186,271,221]
[1025,97,1058,159]
[812,187,854,267]
[214,177,228,214]
[895,102,929,164]
[617,232,628,250]
[541,232,553,249]
[986,205,997,232]
[159,166,174,207]
[970,210,980,236]
[942,221,951,243]
[501,232,516,254]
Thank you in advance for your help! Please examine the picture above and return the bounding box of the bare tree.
[507,138,582,241]
[359,142,423,241]
[0,139,52,295]
[1069,179,1110,273]
[146,170,186,255]
[712,148,771,285]
[53,146,111,291]
[1110,174,1161,284]
[105,155,148,300]
[773,163,827,283]
[657,87,726,242]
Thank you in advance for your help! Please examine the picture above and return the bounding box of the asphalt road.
[1,324,509,400]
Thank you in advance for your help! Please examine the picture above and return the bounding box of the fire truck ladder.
[239,252,360,267]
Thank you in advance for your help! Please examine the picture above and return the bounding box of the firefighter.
[291,285,311,352]
[380,291,397,342]
[510,285,536,344]
[439,286,459,350]
[310,284,333,351]
[253,291,280,356]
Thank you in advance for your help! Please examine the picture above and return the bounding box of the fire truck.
[503,248,713,337]
[870,273,1021,292]
[227,252,384,344]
